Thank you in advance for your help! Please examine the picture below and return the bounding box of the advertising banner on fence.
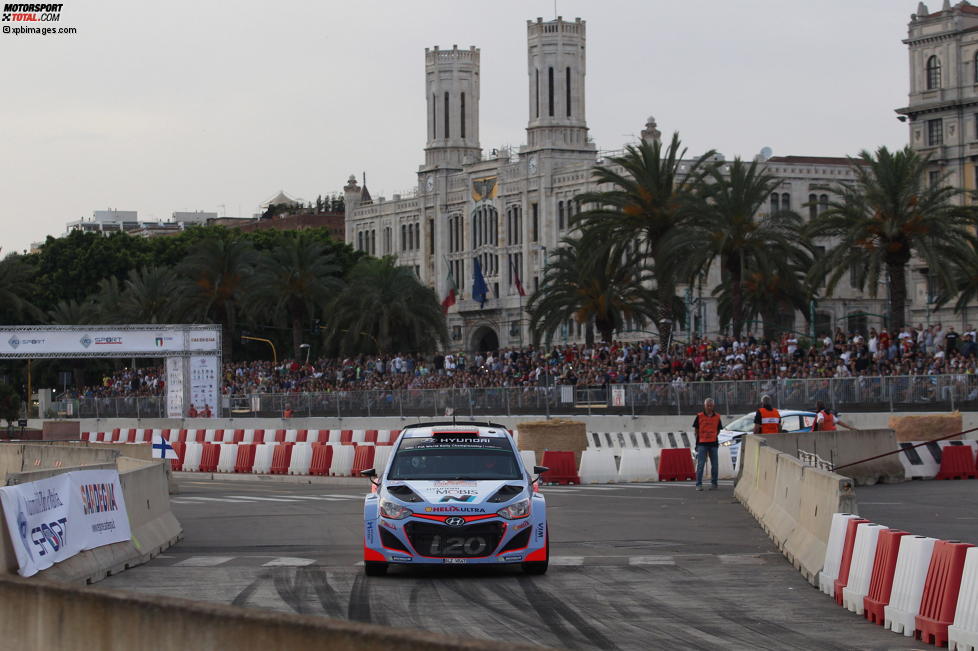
[0,469,131,577]
[0,325,220,358]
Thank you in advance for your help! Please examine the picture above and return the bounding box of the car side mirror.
[531,465,549,484]
[360,468,379,486]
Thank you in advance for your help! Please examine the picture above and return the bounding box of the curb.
[172,471,367,486]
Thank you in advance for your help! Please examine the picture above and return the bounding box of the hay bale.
[888,412,962,443]
[516,419,588,465]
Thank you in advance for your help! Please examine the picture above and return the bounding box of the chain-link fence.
[47,373,978,419]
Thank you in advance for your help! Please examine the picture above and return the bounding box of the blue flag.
[472,258,488,308]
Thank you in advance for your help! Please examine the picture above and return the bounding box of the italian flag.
[441,265,458,313]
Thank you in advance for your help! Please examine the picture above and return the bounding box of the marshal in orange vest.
[757,407,781,434]
[695,411,722,444]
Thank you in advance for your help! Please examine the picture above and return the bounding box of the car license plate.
[443,558,468,564]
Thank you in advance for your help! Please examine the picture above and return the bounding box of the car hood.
[384,479,522,512]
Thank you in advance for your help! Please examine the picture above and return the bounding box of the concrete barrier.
[736,435,857,586]
[0,572,525,651]
[760,429,905,486]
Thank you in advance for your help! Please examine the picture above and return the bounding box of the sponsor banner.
[611,386,626,407]
[0,326,220,357]
[0,469,131,577]
[166,357,185,419]
[189,354,219,412]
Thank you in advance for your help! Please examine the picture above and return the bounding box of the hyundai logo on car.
[445,516,465,527]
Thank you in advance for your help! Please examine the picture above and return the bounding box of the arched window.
[819,194,829,215]
[558,200,565,230]
[770,193,780,213]
[432,93,436,138]
[460,92,466,139]
[535,69,540,118]
[566,67,572,117]
[444,92,450,138]
[974,51,978,83]
[926,55,941,90]
[808,193,817,220]
[781,193,791,210]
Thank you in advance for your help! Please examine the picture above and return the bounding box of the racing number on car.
[429,535,487,556]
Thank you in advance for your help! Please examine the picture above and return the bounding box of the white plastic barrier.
[375,430,392,444]
[843,523,888,614]
[241,429,256,443]
[578,449,618,484]
[885,535,938,636]
[181,443,203,472]
[520,450,537,474]
[288,443,314,475]
[285,429,298,442]
[83,432,95,442]
[617,449,658,482]
[329,444,356,476]
[819,513,861,596]
[201,428,216,442]
[251,443,276,474]
[373,446,393,474]
[216,444,238,473]
[717,445,736,480]
[949,546,978,651]
[327,430,342,443]
[352,429,366,443]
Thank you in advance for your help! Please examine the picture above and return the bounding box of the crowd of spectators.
[64,322,978,399]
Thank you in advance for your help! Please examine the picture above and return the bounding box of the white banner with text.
[0,469,132,577]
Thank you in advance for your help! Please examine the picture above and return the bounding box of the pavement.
[99,477,918,650]
[857,478,978,543]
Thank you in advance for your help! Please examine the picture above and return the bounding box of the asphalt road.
[857,479,978,543]
[98,477,916,651]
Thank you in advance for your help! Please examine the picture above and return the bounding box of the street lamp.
[299,343,311,365]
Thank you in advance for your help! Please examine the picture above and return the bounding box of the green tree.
[526,227,660,346]
[247,231,344,357]
[669,157,812,338]
[806,146,975,331]
[325,257,448,355]
[180,235,257,360]
[0,254,42,323]
[575,133,715,343]
[0,383,20,428]
[91,276,125,324]
[119,266,190,323]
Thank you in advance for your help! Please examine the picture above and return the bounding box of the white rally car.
[719,409,817,468]
[361,422,549,576]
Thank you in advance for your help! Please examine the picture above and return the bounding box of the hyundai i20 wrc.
[361,422,549,576]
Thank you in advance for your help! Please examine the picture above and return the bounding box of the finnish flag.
[152,432,179,460]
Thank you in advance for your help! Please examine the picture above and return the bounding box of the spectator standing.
[692,398,722,491]
[945,326,960,354]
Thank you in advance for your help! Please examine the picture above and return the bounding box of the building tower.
[524,16,595,155]
[422,45,481,172]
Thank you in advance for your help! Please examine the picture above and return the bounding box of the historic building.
[345,16,897,352]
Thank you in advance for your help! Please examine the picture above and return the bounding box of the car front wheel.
[522,528,549,575]
[364,560,388,577]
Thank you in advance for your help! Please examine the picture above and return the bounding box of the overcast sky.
[0,0,922,255]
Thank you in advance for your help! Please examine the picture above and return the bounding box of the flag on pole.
[472,258,488,308]
[511,258,526,297]
[152,431,179,460]
[441,263,458,313]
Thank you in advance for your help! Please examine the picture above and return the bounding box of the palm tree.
[91,276,125,324]
[526,226,660,346]
[47,298,96,325]
[325,257,447,355]
[180,236,256,360]
[247,231,344,357]
[0,254,41,323]
[575,133,715,343]
[945,234,978,319]
[119,266,190,323]
[668,157,812,338]
[806,146,974,332]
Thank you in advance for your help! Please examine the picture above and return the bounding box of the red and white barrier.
[843,523,888,614]
[949,546,978,651]
[885,535,938,636]
[820,513,861,596]
[617,449,657,482]
[372,446,393,474]
[288,443,314,475]
[284,429,298,442]
[329,445,356,476]
[182,443,203,472]
[216,444,238,473]
[251,444,276,474]
[579,449,617,484]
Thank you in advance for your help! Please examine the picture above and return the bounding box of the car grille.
[498,529,531,553]
[380,528,410,552]
[404,521,504,557]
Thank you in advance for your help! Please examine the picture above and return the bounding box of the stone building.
[344,16,896,352]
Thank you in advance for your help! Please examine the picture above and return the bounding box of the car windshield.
[389,435,521,480]
[726,414,756,433]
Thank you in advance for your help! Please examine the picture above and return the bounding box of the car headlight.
[379,499,413,520]
[721,440,734,447]
[496,498,530,519]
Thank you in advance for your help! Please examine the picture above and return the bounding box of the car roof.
[398,422,511,439]
[732,409,816,419]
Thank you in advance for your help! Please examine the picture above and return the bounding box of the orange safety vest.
[697,412,721,444]
[758,407,781,434]
[817,409,836,431]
